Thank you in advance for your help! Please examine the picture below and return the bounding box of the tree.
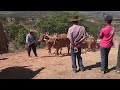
[36,12,86,35]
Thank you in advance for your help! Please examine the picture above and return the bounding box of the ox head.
[38,32,50,42]
[38,34,45,42]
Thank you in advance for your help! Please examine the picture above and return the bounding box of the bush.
[36,12,86,34]
[4,22,28,50]
[36,12,103,39]
[15,26,28,49]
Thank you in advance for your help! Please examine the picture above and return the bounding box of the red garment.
[100,25,115,48]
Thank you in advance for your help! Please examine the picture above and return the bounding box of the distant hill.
[0,11,120,19]
[0,11,56,17]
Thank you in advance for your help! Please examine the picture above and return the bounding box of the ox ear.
[45,36,50,40]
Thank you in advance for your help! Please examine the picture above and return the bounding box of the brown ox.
[38,33,63,55]
[81,36,97,53]
[53,34,70,55]
[96,38,100,50]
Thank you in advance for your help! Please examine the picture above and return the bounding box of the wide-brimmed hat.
[70,16,79,21]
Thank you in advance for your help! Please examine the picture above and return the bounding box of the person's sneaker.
[79,68,85,72]
[73,70,77,73]
[116,70,120,73]
[99,70,108,74]
[72,68,77,73]
[101,71,106,74]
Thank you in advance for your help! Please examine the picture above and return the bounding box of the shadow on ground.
[85,62,101,70]
[0,58,8,61]
[107,66,116,72]
[41,53,71,58]
[0,66,45,79]
[85,62,116,72]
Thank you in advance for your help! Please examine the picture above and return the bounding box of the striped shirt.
[67,24,87,48]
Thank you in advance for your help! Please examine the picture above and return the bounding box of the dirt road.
[0,43,120,79]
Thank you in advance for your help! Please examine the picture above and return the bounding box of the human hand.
[74,47,78,53]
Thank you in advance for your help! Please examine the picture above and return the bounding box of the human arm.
[26,34,29,44]
[99,29,104,39]
[67,30,75,47]
[79,31,89,42]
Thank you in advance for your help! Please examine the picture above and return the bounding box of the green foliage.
[15,26,28,47]
[4,22,28,50]
[3,12,109,51]
[36,12,86,34]
[82,20,104,39]
[36,12,105,39]
[4,23,20,42]
[0,16,6,21]
[14,16,27,24]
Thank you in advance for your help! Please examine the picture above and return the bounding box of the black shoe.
[79,68,85,72]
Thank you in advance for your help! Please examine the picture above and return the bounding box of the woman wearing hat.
[99,15,115,74]
[67,16,88,73]
[26,29,38,57]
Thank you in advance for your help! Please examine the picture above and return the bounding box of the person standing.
[99,15,115,74]
[67,16,88,73]
[116,31,120,73]
[26,29,38,57]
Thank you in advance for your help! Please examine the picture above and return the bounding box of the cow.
[96,38,100,50]
[39,33,70,55]
[52,33,70,55]
[81,36,97,53]
[86,36,97,52]
[38,33,61,54]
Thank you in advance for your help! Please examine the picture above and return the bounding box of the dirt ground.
[0,41,120,79]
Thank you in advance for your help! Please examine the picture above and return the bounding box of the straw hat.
[71,16,79,21]
[29,29,36,33]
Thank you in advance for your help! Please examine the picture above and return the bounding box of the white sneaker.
[116,70,120,73]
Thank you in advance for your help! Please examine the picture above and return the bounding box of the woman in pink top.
[99,15,115,74]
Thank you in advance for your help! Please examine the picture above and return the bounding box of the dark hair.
[105,20,112,24]
[72,21,78,24]
[105,15,113,24]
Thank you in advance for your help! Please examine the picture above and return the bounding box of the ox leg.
[53,49,57,54]
[67,46,70,55]
[56,49,59,55]
[48,47,52,55]
[59,48,62,54]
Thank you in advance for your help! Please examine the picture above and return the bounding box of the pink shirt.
[100,25,115,48]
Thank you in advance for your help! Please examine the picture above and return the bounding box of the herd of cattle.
[38,33,100,55]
